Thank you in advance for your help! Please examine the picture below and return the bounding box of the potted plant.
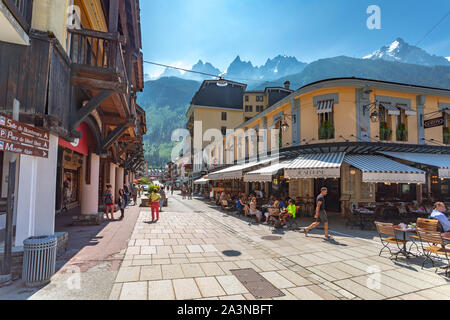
[319,120,327,139]
[379,122,387,140]
[396,123,407,141]
[444,127,450,144]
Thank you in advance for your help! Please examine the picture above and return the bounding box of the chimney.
[284,81,291,90]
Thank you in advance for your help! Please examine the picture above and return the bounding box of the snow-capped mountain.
[157,55,307,81]
[224,55,307,80]
[363,37,450,67]
[446,57,450,62]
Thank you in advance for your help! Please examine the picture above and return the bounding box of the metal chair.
[374,221,407,260]
[416,228,450,276]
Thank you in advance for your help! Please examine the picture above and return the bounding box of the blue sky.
[140,0,450,79]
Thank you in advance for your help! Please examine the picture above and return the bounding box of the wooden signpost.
[0,114,49,158]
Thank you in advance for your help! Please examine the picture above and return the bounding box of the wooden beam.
[72,90,113,130]
[109,0,120,33]
[71,76,127,93]
[101,115,128,125]
[102,122,133,149]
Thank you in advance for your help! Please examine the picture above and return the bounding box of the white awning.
[396,104,416,116]
[380,102,400,116]
[379,152,450,179]
[208,157,277,180]
[316,100,334,114]
[194,177,209,185]
[244,161,291,182]
[344,155,426,184]
[285,152,345,179]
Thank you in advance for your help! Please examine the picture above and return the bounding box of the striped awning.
[380,102,400,116]
[285,152,345,179]
[194,177,209,185]
[379,152,450,179]
[396,104,416,116]
[244,161,292,182]
[344,155,426,184]
[208,157,277,180]
[316,100,334,114]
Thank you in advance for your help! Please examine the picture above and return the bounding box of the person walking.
[159,187,166,212]
[170,185,174,195]
[118,188,127,220]
[104,184,115,220]
[150,187,162,222]
[131,183,138,206]
[187,185,193,200]
[302,187,332,239]
[182,185,187,199]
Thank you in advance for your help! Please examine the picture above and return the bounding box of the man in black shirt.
[302,187,333,239]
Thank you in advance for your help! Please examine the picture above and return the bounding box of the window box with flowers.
[396,123,408,142]
[444,127,450,145]
[379,122,392,141]
[318,120,335,140]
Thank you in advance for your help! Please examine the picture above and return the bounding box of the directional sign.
[0,114,49,158]
[0,115,49,141]
[0,140,48,158]
[0,127,49,149]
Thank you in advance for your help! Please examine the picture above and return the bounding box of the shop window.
[318,111,334,140]
[379,106,393,141]
[396,110,408,142]
[221,112,227,121]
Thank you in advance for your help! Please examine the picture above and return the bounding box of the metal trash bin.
[22,235,57,287]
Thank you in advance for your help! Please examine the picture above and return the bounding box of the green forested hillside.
[137,77,200,167]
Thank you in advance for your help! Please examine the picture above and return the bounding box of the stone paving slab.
[111,194,450,300]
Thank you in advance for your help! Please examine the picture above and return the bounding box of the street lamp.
[217,77,228,87]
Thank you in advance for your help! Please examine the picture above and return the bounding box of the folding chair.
[416,228,450,276]
[374,221,407,260]
[408,218,440,253]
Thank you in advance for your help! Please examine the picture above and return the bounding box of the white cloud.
[446,57,450,62]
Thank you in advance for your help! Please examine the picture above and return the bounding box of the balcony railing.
[68,28,127,81]
[3,0,33,32]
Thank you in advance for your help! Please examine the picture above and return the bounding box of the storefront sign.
[424,117,444,129]
[362,172,426,184]
[285,168,341,179]
[58,123,90,156]
[0,115,49,158]
[439,168,450,179]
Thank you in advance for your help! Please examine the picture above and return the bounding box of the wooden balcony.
[68,28,129,94]
[2,0,33,32]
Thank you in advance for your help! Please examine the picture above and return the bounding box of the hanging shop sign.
[424,117,444,129]
[0,115,49,158]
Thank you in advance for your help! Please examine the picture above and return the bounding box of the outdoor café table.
[354,208,376,230]
[394,225,415,258]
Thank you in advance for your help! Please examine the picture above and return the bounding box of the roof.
[379,152,450,169]
[190,79,247,110]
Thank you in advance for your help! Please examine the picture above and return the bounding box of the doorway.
[315,178,341,212]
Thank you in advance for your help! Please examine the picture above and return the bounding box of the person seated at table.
[430,202,449,232]
[248,197,267,223]
[237,194,248,215]
[253,189,263,198]
[277,197,287,209]
[279,199,297,228]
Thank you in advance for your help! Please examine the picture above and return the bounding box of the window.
[221,126,227,136]
[245,105,253,112]
[379,105,392,141]
[256,96,264,102]
[221,112,227,121]
[245,95,249,102]
[396,109,408,142]
[318,111,334,140]
[444,114,449,145]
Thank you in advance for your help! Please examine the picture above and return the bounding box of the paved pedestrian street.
[110,193,450,301]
